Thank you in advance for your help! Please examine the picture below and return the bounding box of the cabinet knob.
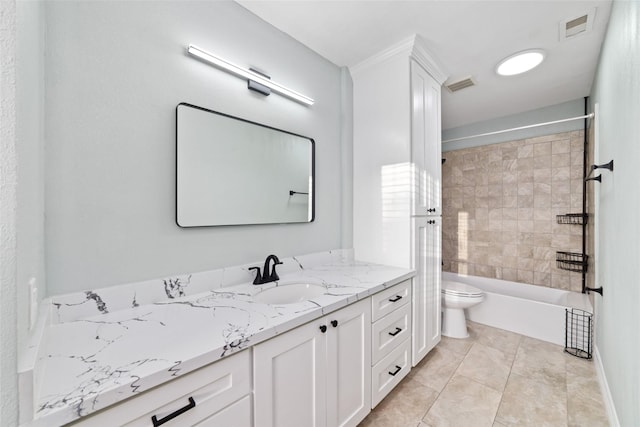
[319,325,327,333]
[331,320,338,327]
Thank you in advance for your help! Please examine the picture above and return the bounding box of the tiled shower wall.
[442,131,585,292]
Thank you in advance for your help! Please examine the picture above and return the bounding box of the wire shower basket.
[556,251,588,273]
[565,308,593,359]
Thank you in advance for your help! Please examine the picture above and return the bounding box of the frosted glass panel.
[176,103,314,227]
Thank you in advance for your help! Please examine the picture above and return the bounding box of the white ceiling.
[236,0,612,129]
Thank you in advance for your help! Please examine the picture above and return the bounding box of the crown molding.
[349,34,448,84]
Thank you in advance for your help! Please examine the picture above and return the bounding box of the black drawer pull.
[152,397,196,427]
[331,320,338,327]
[388,365,402,376]
[319,325,327,333]
[388,295,402,303]
[388,327,402,337]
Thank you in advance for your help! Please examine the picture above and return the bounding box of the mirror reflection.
[176,103,314,227]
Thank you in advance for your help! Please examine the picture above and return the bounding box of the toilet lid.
[442,280,483,297]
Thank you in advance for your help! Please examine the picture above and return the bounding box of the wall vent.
[560,8,596,40]
[445,77,475,93]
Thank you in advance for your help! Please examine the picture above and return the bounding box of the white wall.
[442,98,586,151]
[589,0,640,424]
[16,0,45,359]
[0,0,19,424]
[44,1,350,295]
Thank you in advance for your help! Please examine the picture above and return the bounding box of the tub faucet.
[250,254,283,285]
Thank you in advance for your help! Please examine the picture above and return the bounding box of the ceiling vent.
[560,8,596,40]
[445,77,476,93]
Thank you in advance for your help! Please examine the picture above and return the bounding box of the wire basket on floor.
[565,308,593,359]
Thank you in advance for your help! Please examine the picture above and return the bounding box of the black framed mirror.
[176,103,315,227]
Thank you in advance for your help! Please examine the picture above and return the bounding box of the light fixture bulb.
[187,44,314,106]
[496,49,545,76]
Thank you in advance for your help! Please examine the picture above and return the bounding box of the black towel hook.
[591,160,614,172]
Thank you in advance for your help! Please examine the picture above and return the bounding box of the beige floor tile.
[359,377,439,427]
[361,323,609,427]
[422,374,502,427]
[467,322,522,357]
[456,343,513,392]
[408,346,465,392]
[511,336,566,384]
[437,334,475,356]
[495,372,567,427]
[567,367,608,427]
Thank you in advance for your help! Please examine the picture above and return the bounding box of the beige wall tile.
[517,270,534,283]
[533,220,552,233]
[533,171,552,186]
[503,196,517,208]
[534,272,551,286]
[442,131,584,290]
[552,153,570,168]
[517,157,533,170]
[533,142,551,157]
[502,268,518,281]
[552,139,570,154]
[517,169,534,182]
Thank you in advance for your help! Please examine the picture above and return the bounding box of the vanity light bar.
[187,44,314,106]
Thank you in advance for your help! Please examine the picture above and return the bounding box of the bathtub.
[443,272,592,346]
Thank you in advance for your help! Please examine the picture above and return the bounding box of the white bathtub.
[443,272,592,346]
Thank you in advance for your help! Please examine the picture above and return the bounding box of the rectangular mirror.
[176,103,315,227]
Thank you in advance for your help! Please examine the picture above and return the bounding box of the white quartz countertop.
[27,253,414,426]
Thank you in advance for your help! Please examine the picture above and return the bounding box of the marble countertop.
[26,250,414,426]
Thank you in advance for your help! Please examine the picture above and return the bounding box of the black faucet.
[249,254,283,285]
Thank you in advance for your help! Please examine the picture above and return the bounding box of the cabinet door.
[254,320,327,427]
[412,216,442,366]
[411,59,442,216]
[326,299,371,427]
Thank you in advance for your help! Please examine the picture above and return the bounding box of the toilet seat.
[442,281,483,298]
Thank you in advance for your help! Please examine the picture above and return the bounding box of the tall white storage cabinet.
[352,36,446,367]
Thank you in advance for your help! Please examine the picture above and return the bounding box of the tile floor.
[359,321,608,427]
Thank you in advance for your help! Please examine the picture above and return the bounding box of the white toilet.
[441,280,484,339]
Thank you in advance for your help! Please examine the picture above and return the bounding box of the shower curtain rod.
[442,113,595,144]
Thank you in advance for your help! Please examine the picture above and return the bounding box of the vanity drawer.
[71,350,251,427]
[371,303,411,365]
[371,338,411,408]
[371,279,411,322]
[194,394,252,427]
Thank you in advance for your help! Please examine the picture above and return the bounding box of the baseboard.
[593,345,620,427]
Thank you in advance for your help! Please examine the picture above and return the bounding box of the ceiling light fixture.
[187,44,314,106]
[496,49,545,76]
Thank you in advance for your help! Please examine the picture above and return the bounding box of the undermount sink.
[253,283,327,305]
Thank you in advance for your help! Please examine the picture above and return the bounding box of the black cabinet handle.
[388,327,402,337]
[388,295,402,303]
[388,365,402,376]
[151,397,196,427]
[319,325,327,333]
[331,320,338,327]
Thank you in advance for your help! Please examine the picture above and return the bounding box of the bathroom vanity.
[20,250,416,427]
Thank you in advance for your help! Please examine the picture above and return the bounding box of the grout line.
[493,329,522,426]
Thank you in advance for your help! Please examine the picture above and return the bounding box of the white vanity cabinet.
[370,280,412,407]
[68,349,252,427]
[352,36,446,368]
[253,298,372,427]
[412,216,442,364]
